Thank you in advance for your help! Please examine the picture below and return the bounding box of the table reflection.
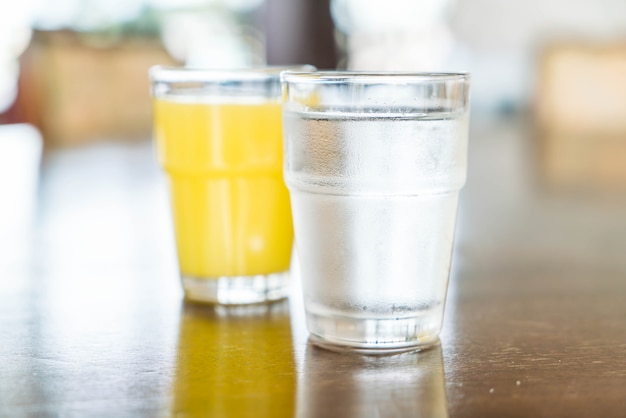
[172,300,296,417]
[298,342,448,418]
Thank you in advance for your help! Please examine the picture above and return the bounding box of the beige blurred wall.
[448,0,626,111]
[14,30,177,149]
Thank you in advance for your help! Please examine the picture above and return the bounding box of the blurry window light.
[0,0,265,113]
[71,0,145,32]
[31,0,81,30]
[330,0,455,71]
[0,124,42,270]
[156,0,265,67]
[0,61,20,113]
[160,11,264,67]
[150,0,263,13]
[32,0,262,32]
[331,0,452,34]
[0,0,36,113]
[34,0,143,31]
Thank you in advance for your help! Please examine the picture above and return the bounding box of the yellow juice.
[153,98,293,278]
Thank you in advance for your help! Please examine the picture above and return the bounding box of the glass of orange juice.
[150,66,311,304]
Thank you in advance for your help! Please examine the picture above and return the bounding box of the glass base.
[181,271,290,305]
[306,311,441,354]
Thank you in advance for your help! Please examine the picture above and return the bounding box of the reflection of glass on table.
[172,301,296,417]
[297,342,449,418]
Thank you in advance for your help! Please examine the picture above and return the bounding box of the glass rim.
[150,65,315,83]
[281,70,470,84]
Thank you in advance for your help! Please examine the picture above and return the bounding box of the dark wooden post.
[263,0,337,69]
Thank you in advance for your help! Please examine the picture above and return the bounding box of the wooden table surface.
[1,116,626,417]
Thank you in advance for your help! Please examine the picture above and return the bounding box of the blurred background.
[1,0,626,276]
[2,0,626,138]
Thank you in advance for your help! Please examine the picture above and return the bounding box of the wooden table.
[1,116,626,417]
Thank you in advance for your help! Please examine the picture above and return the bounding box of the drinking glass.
[282,71,470,352]
[151,66,311,304]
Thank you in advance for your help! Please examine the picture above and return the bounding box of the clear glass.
[150,66,313,304]
[282,71,470,352]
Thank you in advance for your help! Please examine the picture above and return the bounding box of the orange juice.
[153,98,293,279]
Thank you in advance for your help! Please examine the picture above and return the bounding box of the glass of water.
[281,72,470,353]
